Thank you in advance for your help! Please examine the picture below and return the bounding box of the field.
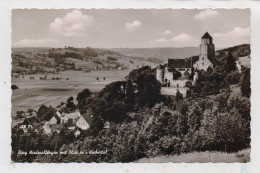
[11,69,131,119]
[136,149,250,163]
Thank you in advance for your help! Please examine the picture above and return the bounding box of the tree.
[176,90,183,102]
[173,71,182,80]
[185,81,192,88]
[225,51,237,73]
[11,85,19,90]
[76,89,91,105]
[37,105,55,121]
[107,101,127,122]
[66,96,76,112]
[16,111,25,118]
[240,68,250,98]
[127,66,162,108]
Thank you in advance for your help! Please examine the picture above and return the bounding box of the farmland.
[11,69,131,118]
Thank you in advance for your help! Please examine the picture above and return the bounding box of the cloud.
[162,30,172,36]
[49,10,95,36]
[172,33,192,41]
[150,38,167,44]
[214,26,250,38]
[13,38,60,47]
[194,9,218,21]
[213,26,250,46]
[150,33,198,47]
[125,20,142,31]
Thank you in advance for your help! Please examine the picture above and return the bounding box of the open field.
[11,69,131,118]
[136,149,250,163]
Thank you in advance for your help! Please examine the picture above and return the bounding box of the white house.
[60,110,81,124]
[76,115,90,130]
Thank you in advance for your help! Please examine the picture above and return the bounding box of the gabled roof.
[168,58,192,69]
[201,32,212,39]
[50,114,61,121]
[81,114,93,126]
[22,116,40,128]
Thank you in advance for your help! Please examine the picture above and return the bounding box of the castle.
[193,32,215,71]
[156,32,215,96]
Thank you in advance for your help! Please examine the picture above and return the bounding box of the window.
[202,57,204,60]
[202,62,204,66]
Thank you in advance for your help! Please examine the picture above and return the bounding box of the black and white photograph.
[10,9,251,163]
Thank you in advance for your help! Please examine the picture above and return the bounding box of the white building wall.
[76,116,90,130]
[49,117,58,125]
[156,69,164,83]
[193,55,213,71]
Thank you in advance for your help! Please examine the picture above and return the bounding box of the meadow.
[11,69,131,118]
[137,149,250,163]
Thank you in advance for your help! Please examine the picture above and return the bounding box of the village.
[14,109,110,137]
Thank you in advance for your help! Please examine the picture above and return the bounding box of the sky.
[12,9,250,48]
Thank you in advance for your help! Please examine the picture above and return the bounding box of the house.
[46,110,93,132]
[74,129,81,137]
[49,114,61,125]
[104,121,110,129]
[75,114,92,130]
[60,110,81,124]
[19,116,41,133]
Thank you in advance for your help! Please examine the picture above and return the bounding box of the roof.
[168,58,192,69]
[50,114,61,121]
[201,32,212,39]
[81,114,93,126]
[62,111,81,119]
[22,116,41,128]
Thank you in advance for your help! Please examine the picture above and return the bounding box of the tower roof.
[201,32,212,39]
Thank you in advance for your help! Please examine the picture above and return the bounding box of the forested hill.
[216,44,250,60]
[11,46,158,74]
[111,47,200,61]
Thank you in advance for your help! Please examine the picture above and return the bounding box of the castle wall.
[161,87,188,97]
[164,69,174,85]
[163,68,189,88]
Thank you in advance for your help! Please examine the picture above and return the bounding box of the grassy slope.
[136,149,250,163]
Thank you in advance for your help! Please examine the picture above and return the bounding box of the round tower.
[156,65,164,83]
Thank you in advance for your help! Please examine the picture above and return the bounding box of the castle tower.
[193,32,215,71]
[156,65,164,83]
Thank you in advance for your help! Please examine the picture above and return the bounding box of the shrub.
[11,85,19,90]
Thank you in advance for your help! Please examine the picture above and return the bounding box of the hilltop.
[111,47,200,63]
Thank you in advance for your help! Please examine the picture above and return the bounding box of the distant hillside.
[111,47,200,62]
[11,46,158,74]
